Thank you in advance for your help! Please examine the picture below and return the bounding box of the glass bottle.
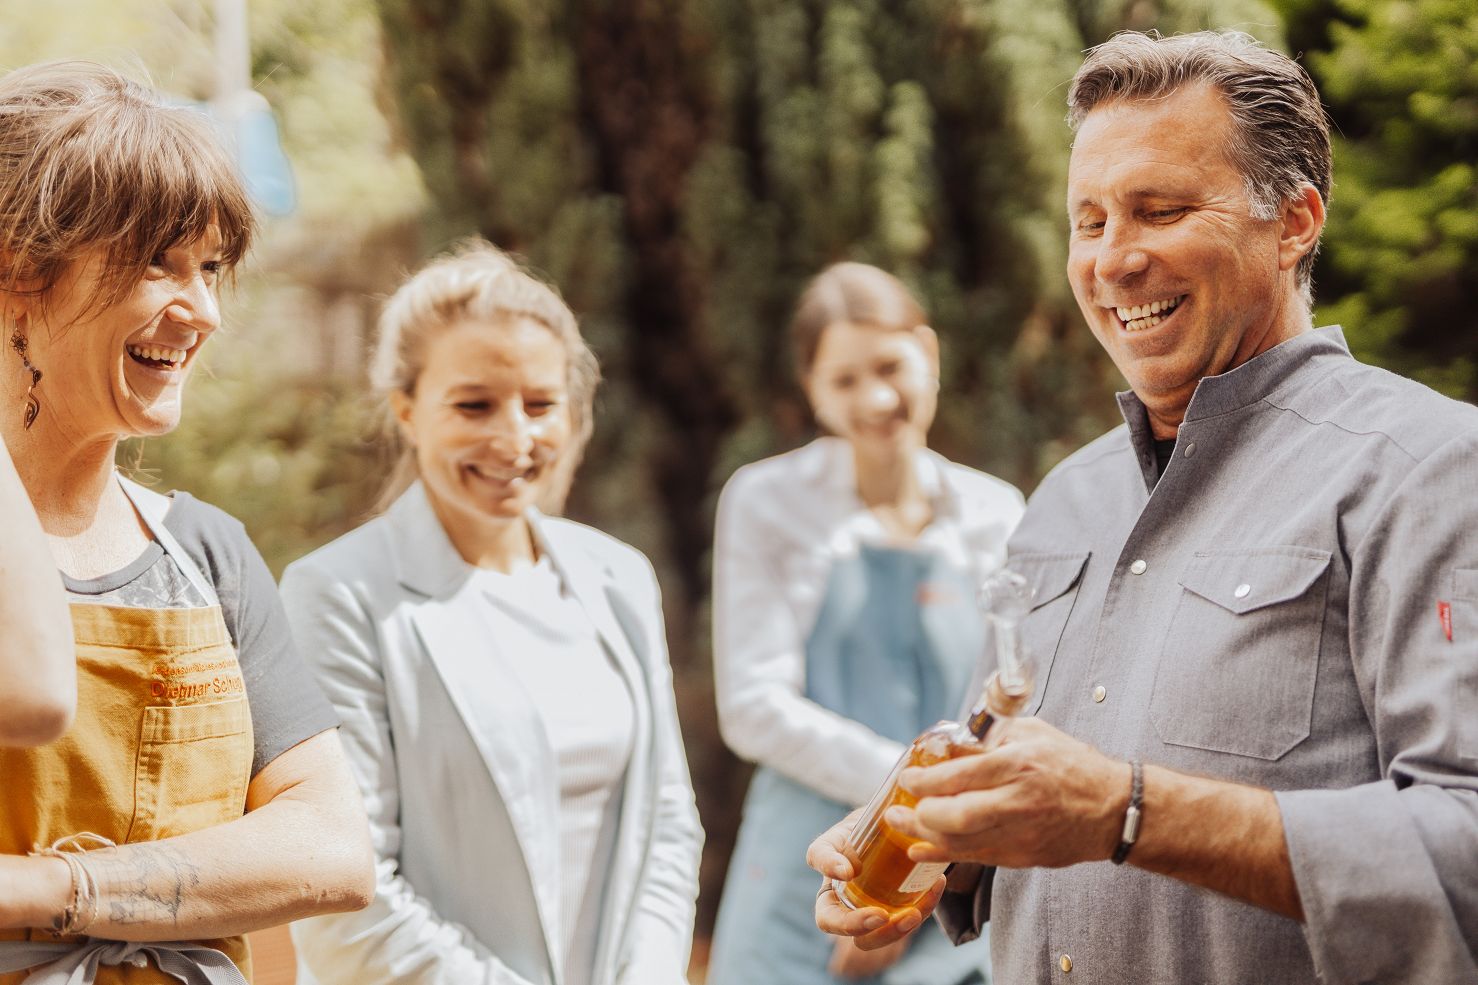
[833,570,1034,915]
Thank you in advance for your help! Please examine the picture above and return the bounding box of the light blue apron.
[708,543,991,985]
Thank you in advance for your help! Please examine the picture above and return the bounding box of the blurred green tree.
[1276,0,1478,400]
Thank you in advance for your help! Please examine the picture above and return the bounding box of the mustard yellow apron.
[0,477,255,984]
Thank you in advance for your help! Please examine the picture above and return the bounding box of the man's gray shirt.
[940,328,1478,984]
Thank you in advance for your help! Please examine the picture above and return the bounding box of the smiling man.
[808,30,1478,985]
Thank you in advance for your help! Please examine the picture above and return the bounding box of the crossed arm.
[0,435,75,747]
[0,729,374,939]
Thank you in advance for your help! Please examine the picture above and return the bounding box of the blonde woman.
[707,263,1023,985]
[283,242,703,985]
[0,62,374,984]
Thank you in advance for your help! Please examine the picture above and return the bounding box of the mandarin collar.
[1116,325,1351,430]
[1115,326,1352,494]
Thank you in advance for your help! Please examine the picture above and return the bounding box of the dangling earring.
[10,330,42,429]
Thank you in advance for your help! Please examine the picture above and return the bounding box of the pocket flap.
[142,699,248,744]
[1179,549,1332,615]
[1009,552,1091,610]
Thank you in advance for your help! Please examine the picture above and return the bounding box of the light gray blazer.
[281,483,703,985]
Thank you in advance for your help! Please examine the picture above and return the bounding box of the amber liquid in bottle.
[836,672,1032,915]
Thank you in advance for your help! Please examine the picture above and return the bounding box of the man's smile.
[1111,294,1187,332]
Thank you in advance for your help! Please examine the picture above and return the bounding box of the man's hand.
[806,811,945,950]
[887,717,1129,870]
[885,718,1305,920]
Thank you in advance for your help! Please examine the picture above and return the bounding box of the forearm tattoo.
[90,843,202,927]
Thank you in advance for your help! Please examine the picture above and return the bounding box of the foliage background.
[9,0,1473,969]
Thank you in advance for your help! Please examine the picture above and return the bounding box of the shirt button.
[1183,441,1197,458]
[1234,583,1251,599]
[1092,685,1107,703]
[1059,953,1073,973]
[1129,559,1147,575]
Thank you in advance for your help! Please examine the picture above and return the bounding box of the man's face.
[1066,83,1298,429]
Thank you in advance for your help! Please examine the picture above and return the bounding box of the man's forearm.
[894,719,1305,921]
[1130,765,1303,921]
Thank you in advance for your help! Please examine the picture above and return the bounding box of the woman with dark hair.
[282,241,702,985]
[707,263,1022,985]
[0,61,374,985]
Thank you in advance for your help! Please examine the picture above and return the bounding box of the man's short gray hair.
[1067,31,1331,298]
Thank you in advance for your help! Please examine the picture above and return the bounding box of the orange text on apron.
[0,479,255,984]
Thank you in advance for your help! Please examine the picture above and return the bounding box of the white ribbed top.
[473,556,635,985]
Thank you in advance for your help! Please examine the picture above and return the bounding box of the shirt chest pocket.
[1009,552,1091,717]
[1151,548,1332,761]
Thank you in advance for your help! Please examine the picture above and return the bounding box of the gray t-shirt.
[64,491,338,776]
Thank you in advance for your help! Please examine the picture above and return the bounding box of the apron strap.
[115,474,220,607]
[0,939,247,985]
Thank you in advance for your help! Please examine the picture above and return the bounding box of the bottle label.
[898,861,949,894]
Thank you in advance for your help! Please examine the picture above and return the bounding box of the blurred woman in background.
[283,241,702,985]
[0,61,373,984]
[0,433,75,748]
[707,263,1023,985]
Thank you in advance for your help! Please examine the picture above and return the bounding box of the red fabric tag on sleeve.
[1438,601,1453,642]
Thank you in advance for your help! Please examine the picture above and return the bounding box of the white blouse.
[712,437,1026,806]
[473,558,634,985]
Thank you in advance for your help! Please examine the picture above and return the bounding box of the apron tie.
[0,939,247,985]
